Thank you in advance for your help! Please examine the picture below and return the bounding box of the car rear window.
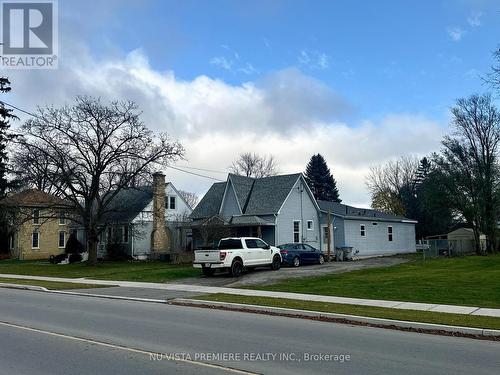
[218,239,243,249]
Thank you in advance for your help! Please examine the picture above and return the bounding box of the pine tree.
[304,154,341,202]
[0,77,17,254]
[0,77,17,198]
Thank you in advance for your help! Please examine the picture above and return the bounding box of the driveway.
[172,256,408,287]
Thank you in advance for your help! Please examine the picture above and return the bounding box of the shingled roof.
[317,200,415,222]
[101,186,154,223]
[190,173,302,219]
[0,189,70,208]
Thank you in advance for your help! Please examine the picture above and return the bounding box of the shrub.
[68,253,82,263]
[65,233,85,254]
[106,242,131,261]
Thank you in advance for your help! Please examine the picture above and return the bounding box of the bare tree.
[366,156,419,216]
[229,152,279,178]
[178,190,199,209]
[196,216,231,247]
[16,96,184,264]
[445,94,500,253]
[11,142,60,194]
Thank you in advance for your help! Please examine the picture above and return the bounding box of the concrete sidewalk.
[1,273,499,318]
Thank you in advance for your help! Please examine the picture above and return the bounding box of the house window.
[107,226,112,240]
[59,213,66,225]
[360,224,366,237]
[293,220,301,243]
[9,235,14,250]
[388,226,393,242]
[307,220,314,230]
[123,225,129,243]
[33,209,40,225]
[58,231,66,248]
[169,196,176,210]
[32,231,39,249]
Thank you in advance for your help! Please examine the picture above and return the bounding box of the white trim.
[306,220,314,230]
[293,219,301,243]
[58,231,66,248]
[218,176,243,215]
[31,232,40,249]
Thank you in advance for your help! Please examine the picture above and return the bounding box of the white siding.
[343,219,416,256]
[276,177,320,248]
[130,183,193,255]
[132,183,193,223]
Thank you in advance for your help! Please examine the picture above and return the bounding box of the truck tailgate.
[194,250,220,263]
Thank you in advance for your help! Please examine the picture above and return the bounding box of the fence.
[422,238,481,258]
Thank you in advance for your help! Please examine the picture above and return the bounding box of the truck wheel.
[271,255,281,271]
[202,268,215,276]
[229,259,243,277]
[292,256,300,267]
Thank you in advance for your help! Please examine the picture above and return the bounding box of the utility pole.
[327,210,332,261]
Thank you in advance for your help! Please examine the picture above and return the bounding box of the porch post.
[257,225,262,238]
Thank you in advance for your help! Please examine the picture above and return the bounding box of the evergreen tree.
[0,77,17,198]
[304,154,341,202]
[0,77,17,254]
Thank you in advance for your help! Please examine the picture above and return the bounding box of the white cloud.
[467,12,482,27]
[7,48,446,206]
[210,56,233,70]
[298,49,330,70]
[446,27,465,41]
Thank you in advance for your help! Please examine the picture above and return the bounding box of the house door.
[321,225,333,254]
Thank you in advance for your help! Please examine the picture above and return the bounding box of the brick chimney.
[151,172,171,255]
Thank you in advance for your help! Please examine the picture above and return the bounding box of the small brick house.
[0,189,73,260]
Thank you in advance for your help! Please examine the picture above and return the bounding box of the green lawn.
[0,277,109,290]
[196,293,500,330]
[244,254,500,308]
[0,260,201,283]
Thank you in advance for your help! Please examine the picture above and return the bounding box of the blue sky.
[63,0,499,122]
[8,0,500,206]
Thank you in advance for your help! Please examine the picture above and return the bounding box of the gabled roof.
[0,189,70,208]
[228,174,254,210]
[191,173,303,219]
[317,200,416,223]
[190,182,227,219]
[244,173,302,215]
[101,186,153,223]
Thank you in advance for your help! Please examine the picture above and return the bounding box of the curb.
[171,298,500,340]
[51,290,168,304]
[0,283,168,304]
[0,283,49,292]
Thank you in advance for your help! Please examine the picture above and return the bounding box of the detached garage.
[318,200,417,257]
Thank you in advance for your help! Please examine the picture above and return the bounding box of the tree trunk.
[473,227,482,255]
[87,228,98,265]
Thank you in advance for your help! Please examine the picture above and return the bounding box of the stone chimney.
[151,172,171,255]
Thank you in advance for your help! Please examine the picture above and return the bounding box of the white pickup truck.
[193,237,282,277]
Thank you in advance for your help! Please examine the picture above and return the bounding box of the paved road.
[174,256,408,287]
[0,288,499,375]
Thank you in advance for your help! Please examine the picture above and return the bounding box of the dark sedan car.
[278,243,325,267]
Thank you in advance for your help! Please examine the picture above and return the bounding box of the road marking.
[0,321,260,375]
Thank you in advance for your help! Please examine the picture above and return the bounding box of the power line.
[167,165,224,181]
[0,100,41,119]
[1,99,227,182]
[176,165,227,174]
